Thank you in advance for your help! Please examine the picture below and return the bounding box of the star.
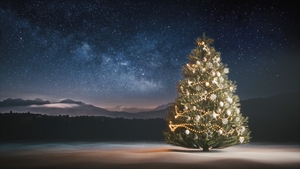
[212,111,219,119]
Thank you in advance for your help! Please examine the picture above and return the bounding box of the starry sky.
[0,0,299,109]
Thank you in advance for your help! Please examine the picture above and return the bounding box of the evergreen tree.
[164,34,250,151]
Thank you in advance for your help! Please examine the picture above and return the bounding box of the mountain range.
[0,98,170,118]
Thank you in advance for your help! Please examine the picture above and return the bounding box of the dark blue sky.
[0,0,299,109]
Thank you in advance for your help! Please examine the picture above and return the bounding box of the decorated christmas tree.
[164,34,250,151]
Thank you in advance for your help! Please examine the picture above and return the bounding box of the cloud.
[30,103,80,109]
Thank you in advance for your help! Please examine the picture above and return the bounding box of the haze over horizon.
[1,0,299,109]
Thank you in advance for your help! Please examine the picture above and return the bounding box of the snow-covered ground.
[1,142,299,169]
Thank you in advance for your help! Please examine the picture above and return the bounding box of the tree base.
[203,148,210,152]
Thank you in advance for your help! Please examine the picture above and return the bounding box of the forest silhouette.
[0,112,166,142]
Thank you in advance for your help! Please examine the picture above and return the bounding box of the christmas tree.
[164,34,251,151]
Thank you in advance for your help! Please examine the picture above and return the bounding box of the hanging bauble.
[196,60,201,65]
[227,97,233,103]
[235,108,240,114]
[195,115,200,121]
[217,72,221,77]
[224,68,229,74]
[222,118,228,124]
[185,130,190,135]
[218,129,223,135]
[218,83,224,89]
[235,117,240,122]
[210,94,217,101]
[206,62,213,68]
[219,101,224,107]
[193,106,197,111]
[226,109,231,116]
[196,85,201,91]
[211,70,216,76]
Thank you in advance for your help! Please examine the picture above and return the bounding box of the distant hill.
[240,91,300,143]
[0,98,50,107]
[58,99,84,104]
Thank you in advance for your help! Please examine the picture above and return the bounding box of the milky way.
[0,0,299,109]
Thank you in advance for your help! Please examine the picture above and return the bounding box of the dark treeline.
[0,112,167,142]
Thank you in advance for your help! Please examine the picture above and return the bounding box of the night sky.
[0,0,299,110]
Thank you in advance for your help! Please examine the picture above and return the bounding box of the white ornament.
[219,77,224,82]
[218,129,223,135]
[217,108,222,113]
[213,56,220,63]
[211,71,216,76]
[206,62,213,68]
[193,106,197,111]
[227,97,233,103]
[224,68,229,74]
[188,80,192,85]
[236,108,240,114]
[235,117,240,122]
[186,90,190,96]
[218,83,224,89]
[219,101,224,107]
[229,86,234,92]
[210,94,217,100]
[186,116,191,121]
[196,85,201,91]
[185,130,190,135]
[206,130,213,137]
[184,105,188,110]
[217,72,221,77]
[226,109,231,116]
[212,78,218,84]
[196,61,201,65]
[200,95,206,101]
[240,126,245,133]
[202,68,206,72]
[203,57,207,62]
[205,82,209,86]
[195,115,200,121]
[239,137,245,143]
[212,111,219,119]
[222,118,228,124]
